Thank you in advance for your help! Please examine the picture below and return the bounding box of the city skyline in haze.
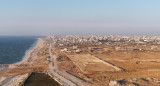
[0,0,160,36]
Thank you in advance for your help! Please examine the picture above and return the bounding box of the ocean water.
[0,36,38,64]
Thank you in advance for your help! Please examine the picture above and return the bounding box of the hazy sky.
[1,0,160,36]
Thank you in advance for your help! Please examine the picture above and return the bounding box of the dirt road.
[48,37,93,86]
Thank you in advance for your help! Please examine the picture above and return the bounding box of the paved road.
[48,42,77,86]
[48,37,93,86]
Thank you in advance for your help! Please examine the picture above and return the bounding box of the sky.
[0,0,160,36]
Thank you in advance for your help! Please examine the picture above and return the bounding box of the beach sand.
[0,37,50,86]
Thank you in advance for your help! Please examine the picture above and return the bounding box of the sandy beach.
[0,36,96,86]
[0,37,50,86]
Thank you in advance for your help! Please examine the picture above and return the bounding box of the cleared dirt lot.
[94,51,160,71]
[67,54,122,73]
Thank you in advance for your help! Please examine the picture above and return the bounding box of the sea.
[0,36,40,64]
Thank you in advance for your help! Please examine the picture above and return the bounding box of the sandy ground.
[54,41,160,85]
[48,37,94,86]
[68,54,122,73]
[0,74,29,86]
[0,38,49,86]
[1,36,160,86]
[0,36,93,86]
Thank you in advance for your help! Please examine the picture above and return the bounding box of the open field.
[67,54,122,73]
[94,51,160,71]
[1,36,160,86]
[54,36,160,86]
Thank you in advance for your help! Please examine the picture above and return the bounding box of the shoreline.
[0,38,39,71]
[4,37,45,69]
[0,37,51,86]
[0,67,7,71]
[0,37,38,64]
[0,37,48,73]
[13,38,38,65]
[12,38,42,65]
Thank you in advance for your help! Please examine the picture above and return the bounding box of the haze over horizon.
[1,0,160,36]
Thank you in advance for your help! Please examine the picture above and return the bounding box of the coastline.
[0,37,47,86]
[11,38,43,65]
[0,36,69,86]
[0,37,48,74]
[0,67,7,71]
[13,38,38,64]
[0,38,39,71]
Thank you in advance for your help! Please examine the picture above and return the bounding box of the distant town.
[1,35,160,86]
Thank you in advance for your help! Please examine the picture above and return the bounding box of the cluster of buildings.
[54,35,160,46]
[51,35,160,53]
